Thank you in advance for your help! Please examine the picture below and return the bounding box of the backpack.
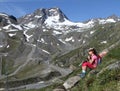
[97,55,102,65]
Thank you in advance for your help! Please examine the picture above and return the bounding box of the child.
[80,48,99,78]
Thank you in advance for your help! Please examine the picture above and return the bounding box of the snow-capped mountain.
[0,8,120,56]
[0,13,25,51]
[18,8,120,37]
[18,8,120,49]
[0,8,119,59]
[84,15,120,25]
[18,8,68,29]
[0,13,17,26]
[0,7,120,90]
[18,8,95,30]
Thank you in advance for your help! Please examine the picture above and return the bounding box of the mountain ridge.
[0,7,120,91]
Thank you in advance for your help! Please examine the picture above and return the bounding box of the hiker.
[79,48,101,78]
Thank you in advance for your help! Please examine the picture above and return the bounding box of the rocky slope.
[36,25,120,91]
[0,7,120,90]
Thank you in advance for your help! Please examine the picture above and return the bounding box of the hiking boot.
[79,73,86,78]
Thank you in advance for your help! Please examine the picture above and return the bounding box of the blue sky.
[0,0,120,22]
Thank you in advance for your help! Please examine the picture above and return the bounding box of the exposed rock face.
[0,31,8,49]
[0,13,17,27]
[18,8,68,25]
[97,61,120,77]
[63,76,81,89]
[106,61,120,70]
[53,86,66,91]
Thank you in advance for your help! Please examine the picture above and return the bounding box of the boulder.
[53,89,65,91]
[106,61,120,70]
[97,61,120,77]
[87,69,99,77]
[53,85,66,91]
[63,76,81,89]
[69,65,77,71]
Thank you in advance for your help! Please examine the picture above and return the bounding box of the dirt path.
[9,43,36,77]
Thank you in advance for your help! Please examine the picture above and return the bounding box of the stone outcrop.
[63,76,81,89]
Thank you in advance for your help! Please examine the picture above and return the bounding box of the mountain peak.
[48,7,68,20]
[18,7,68,26]
[34,7,69,23]
[0,13,18,27]
[107,14,120,21]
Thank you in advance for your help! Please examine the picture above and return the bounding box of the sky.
[0,0,120,22]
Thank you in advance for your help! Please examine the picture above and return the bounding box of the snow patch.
[57,43,59,46]
[3,24,22,30]
[23,25,30,30]
[38,81,44,84]
[51,42,53,45]
[9,33,16,37]
[6,29,18,32]
[101,41,107,44]
[78,39,82,42]
[72,39,75,42]
[7,45,10,48]
[59,39,66,44]
[99,19,116,24]
[41,38,45,43]
[0,45,4,48]
[43,29,48,32]
[90,31,95,34]
[26,22,36,28]
[106,19,116,23]
[23,30,33,42]
[31,44,36,47]
[37,38,47,44]
[35,15,42,18]
[65,37,73,42]
[3,25,11,29]
[83,40,86,44]
[45,16,94,31]
[11,24,23,30]
[45,15,60,25]
[42,49,50,54]
[53,30,62,35]
[0,13,8,16]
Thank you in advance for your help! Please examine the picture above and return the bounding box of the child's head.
[88,48,97,55]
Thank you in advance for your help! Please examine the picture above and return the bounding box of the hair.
[88,48,98,55]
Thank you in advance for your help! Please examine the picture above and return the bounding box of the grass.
[23,45,120,91]
[2,23,120,91]
[70,45,120,91]
[21,83,61,91]
[2,58,15,75]
[13,63,47,80]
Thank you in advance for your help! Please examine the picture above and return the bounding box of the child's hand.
[87,56,91,60]
[79,63,82,66]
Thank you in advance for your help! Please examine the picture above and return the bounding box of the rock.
[87,69,99,77]
[53,85,66,91]
[69,65,77,71]
[97,61,120,77]
[53,89,65,91]
[106,61,120,70]
[63,76,81,89]
[51,78,64,84]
